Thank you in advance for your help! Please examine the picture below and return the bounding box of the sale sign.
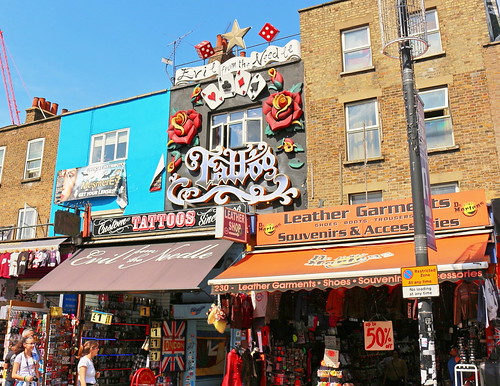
[364,321,394,351]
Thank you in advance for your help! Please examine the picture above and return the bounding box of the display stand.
[454,363,479,386]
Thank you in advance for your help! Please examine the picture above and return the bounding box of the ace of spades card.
[201,83,225,110]
[234,70,252,96]
[247,73,267,100]
[218,73,236,98]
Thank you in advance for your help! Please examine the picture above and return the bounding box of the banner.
[54,161,128,208]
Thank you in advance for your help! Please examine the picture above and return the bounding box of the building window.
[349,191,383,205]
[90,129,129,164]
[342,26,372,72]
[0,146,5,183]
[423,9,443,55]
[484,0,500,42]
[345,99,381,161]
[431,182,458,195]
[17,207,37,239]
[24,138,45,179]
[419,88,454,150]
[210,107,262,149]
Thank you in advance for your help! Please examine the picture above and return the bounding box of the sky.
[0,0,316,128]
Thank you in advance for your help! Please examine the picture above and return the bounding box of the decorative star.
[222,19,251,51]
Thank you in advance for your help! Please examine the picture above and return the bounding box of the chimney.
[25,96,61,123]
[208,34,234,64]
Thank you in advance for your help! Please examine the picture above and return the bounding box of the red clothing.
[0,252,11,278]
[454,280,479,325]
[222,349,242,386]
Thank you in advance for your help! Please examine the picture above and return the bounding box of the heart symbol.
[208,92,216,101]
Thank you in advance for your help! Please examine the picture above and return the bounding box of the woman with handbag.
[11,336,41,385]
[78,341,101,386]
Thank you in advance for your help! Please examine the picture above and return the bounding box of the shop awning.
[28,239,233,293]
[209,234,490,293]
[0,237,68,252]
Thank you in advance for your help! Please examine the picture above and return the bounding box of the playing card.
[201,83,225,110]
[234,70,252,96]
[247,73,266,100]
[218,73,235,98]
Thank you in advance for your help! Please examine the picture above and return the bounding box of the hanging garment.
[0,252,11,278]
[454,280,479,325]
[265,292,282,323]
[8,252,19,277]
[251,291,268,318]
[16,251,29,276]
[484,278,499,323]
[222,349,243,386]
[343,287,367,320]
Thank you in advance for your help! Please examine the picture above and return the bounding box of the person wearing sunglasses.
[11,336,41,385]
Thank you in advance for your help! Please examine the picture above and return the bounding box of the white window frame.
[423,9,442,56]
[430,182,458,195]
[90,128,129,164]
[419,87,454,150]
[24,138,45,179]
[17,206,37,240]
[349,191,383,205]
[210,107,262,150]
[341,26,372,72]
[345,99,382,161]
[0,146,5,183]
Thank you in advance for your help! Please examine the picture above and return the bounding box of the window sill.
[340,66,376,76]
[427,144,460,154]
[483,40,500,48]
[415,51,446,62]
[21,177,41,183]
[343,156,385,166]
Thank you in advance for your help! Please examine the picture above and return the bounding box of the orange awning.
[209,233,490,293]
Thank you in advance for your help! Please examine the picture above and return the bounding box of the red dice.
[259,23,280,42]
[195,41,215,59]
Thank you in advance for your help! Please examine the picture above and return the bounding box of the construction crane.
[0,30,20,125]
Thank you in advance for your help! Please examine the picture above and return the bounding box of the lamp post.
[378,0,437,384]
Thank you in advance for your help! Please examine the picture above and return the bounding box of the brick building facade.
[0,100,61,239]
[299,0,500,207]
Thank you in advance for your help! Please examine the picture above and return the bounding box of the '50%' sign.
[363,321,394,351]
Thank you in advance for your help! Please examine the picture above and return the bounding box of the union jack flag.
[161,320,186,372]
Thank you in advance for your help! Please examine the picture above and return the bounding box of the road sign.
[401,265,439,298]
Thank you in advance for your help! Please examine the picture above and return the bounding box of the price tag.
[150,338,161,349]
[90,310,113,325]
[140,306,150,317]
[151,327,161,338]
[150,351,161,361]
[363,321,394,351]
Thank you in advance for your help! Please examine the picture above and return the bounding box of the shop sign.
[211,268,485,294]
[91,203,246,237]
[175,39,301,85]
[215,206,248,243]
[364,321,394,351]
[256,190,489,246]
[90,310,113,325]
[54,161,128,208]
[54,210,81,236]
[172,303,211,320]
[62,294,78,314]
[167,143,300,207]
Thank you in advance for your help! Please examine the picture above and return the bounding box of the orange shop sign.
[256,190,489,246]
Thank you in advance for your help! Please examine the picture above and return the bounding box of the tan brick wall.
[0,116,60,238]
[300,0,500,207]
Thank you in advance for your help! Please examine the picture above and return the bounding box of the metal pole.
[398,0,437,384]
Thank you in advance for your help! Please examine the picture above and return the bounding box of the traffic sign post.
[401,265,440,298]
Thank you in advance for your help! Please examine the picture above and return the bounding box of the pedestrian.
[3,335,23,386]
[448,346,460,386]
[382,349,408,385]
[21,328,40,363]
[11,335,41,385]
[77,341,101,386]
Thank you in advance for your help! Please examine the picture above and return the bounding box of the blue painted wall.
[49,90,170,233]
